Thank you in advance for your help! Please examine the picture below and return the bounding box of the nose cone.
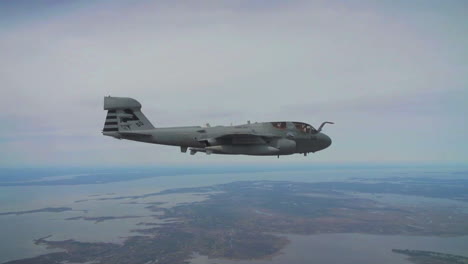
[317,133,332,150]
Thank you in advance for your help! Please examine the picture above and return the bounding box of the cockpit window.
[271,122,287,129]
[293,122,316,133]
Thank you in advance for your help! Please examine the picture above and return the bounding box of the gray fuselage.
[108,122,332,156]
[102,96,332,156]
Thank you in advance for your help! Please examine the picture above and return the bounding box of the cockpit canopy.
[292,122,316,133]
[271,121,287,129]
[270,122,316,133]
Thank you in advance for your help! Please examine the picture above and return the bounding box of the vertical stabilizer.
[102,96,154,136]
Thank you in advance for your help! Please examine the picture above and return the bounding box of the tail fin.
[102,96,154,135]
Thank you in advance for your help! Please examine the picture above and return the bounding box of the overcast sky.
[0,0,467,167]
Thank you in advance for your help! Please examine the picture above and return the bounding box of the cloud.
[287,89,467,117]
[0,0,466,166]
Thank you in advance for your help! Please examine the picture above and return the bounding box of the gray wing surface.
[198,132,277,145]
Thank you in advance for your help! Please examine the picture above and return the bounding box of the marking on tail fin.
[103,97,155,132]
[103,127,119,132]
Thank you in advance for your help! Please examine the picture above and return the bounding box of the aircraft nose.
[317,133,332,150]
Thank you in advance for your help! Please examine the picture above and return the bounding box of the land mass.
[0,207,73,216]
[4,180,468,264]
[393,249,468,264]
[65,215,143,223]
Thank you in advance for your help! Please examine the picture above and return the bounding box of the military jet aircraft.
[102,96,333,157]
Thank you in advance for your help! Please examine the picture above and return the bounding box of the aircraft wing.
[198,133,277,145]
